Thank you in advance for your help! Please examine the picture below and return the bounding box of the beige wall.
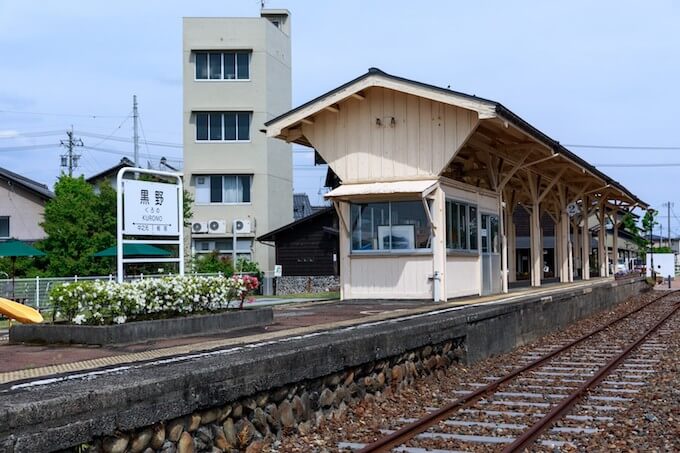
[347,255,433,299]
[183,13,293,270]
[0,183,47,241]
[302,86,478,183]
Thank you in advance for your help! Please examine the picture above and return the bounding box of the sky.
[1,1,679,233]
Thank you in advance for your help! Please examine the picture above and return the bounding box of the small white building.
[266,69,646,301]
[0,167,54,242]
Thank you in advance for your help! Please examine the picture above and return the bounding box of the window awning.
[324,180,439,202]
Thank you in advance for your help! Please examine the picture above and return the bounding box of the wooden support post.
[612,211,619,275]
[598,202,607,277]
[432,188,447,301]
[531,203,542,286]
[500,193,508,293]
[508,215,517,283]
[581,196,591,280]
[337,202,352,299]
[560,210,570,282]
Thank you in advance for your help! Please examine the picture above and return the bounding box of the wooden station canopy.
[266,68,647,217]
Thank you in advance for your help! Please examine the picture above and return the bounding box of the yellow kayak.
[0,297,43,324]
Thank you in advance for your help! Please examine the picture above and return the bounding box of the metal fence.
[0,271,273,314]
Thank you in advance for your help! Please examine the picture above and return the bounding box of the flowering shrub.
[50,275,259,325]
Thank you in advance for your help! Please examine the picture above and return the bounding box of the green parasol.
[0,240,46,301]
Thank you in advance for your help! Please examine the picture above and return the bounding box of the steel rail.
[503,298,680,452]
[357,290,678,453]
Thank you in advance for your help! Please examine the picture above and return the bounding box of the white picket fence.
[0,272,272,313]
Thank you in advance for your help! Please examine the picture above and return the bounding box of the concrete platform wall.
[0,278,646,452]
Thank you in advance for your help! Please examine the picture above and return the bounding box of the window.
[195,175,251,204]
[446,200,478,252]
[194,238,253,260]
[195,112,251,142]
[194,51,251,80]
[350,201,430,252]
[0,217,8,238]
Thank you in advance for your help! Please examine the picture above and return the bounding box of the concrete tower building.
[182,10,292,270]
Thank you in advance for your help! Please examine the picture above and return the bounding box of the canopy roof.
[93,243,172,257]
[0,240,45,257]
[325,179,439,202]
[266,68,646,211]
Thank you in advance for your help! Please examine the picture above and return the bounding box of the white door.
[481,214,501,295]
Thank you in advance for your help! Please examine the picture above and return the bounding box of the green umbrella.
[0,240,46,301]
[93,243,172,257]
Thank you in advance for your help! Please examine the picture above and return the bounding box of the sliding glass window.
[350,201,431,252]
[446,200,478,252]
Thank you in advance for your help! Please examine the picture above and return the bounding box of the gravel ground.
[262,291,679,452]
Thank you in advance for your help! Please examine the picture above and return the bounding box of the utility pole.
[133,95,139,165]
[662,201,673,248]
[60,127,83,176]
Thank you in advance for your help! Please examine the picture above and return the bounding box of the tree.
[40,176,117,276]
[621,212,646,250]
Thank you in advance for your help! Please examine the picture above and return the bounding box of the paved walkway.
[0,278,629,385]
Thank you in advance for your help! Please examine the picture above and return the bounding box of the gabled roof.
[257,207,334,242]
[86,157,135,184]
[265,68,646,208]
[0,167,53,200]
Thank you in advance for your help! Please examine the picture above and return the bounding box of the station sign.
[123,179,179,236]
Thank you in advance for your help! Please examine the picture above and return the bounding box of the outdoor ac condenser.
[233,219,252,234]
[208,219,227,234]
[191,221,208,234]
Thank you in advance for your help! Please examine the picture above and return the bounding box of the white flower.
[73,314,86,325]
[113,315,127,324]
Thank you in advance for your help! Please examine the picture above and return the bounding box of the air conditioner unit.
[208,219,227,234]
[191,221,208,233]
[233,219,252,234]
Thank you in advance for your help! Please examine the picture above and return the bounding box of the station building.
[265,68,646,301]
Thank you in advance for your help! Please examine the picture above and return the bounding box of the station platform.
[0,276,640,385]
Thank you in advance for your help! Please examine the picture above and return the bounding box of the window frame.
[350,200,432,255]
[194,174,252,205]
[0,216,9,239]
[193,51,251,81]
[445,199,479,254]
[194,111,252,143]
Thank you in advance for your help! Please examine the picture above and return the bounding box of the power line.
[0,144,56,152]
[0,109,128,119]
[75,131,182,148]
[565,143,680,150]
[593,163,680,167]
[0,130,64,139]
[82,145,181,162]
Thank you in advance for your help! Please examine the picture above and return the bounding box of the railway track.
[340,290,680,452]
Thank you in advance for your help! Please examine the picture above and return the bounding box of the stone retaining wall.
[275,276,339,296]
[78,338,465,453]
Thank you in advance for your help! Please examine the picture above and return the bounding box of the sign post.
[116,168,184,283]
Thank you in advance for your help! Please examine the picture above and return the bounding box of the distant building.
[0,167,54,242]
[86,157,135,190]
[258,207,338,277]
[183,10,293,267]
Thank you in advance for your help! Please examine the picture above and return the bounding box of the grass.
[256,291,339,300]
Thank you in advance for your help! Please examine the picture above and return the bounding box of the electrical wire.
[0,130,64,139]
[75,131,183,148]
[565,144,680,151]
[0,144,57,152]
[0,109,128,119]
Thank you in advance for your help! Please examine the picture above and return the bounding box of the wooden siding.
[274,212,338,276]
[302,87,479,183]
[446,255,480,298]
[348,255,432,299]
